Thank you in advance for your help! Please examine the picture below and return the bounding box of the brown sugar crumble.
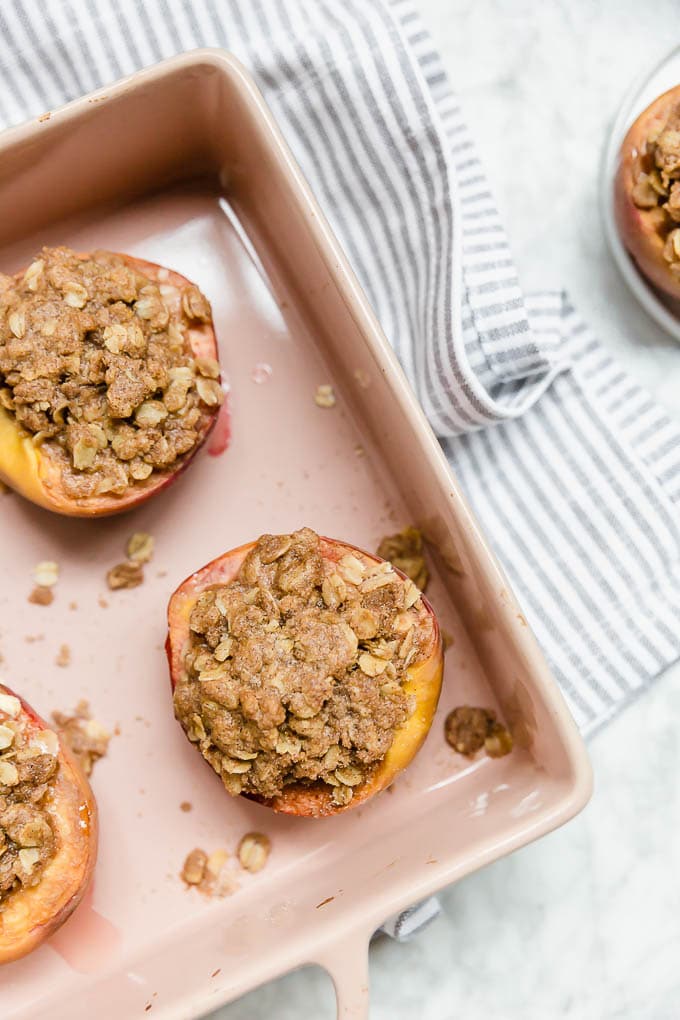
[444,706,513,759]
[377,526,429,591]
[28,585,53,606]
[55,644,71,668]
[0,690,60,905]
[0,246,221,499]
[630,104,680,275]
[51,700,110,777]
[173,528,433,807]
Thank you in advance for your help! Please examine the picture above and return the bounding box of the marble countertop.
[211,2,680,1017]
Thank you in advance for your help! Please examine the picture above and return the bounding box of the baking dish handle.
[318,929,371,1019]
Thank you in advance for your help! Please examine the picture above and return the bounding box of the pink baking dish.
[0,52,591,1019]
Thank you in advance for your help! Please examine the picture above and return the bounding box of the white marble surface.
[210,2,680,1017]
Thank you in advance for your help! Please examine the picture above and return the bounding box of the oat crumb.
[127,531,154,564]
[51,700,111,776]
[55,644,71,668]
[314,383,336,408]
[181,846,239,898]
[98,596,109,608]
[69,600,78,611]
[33,561,59,587]
[237,832,271,873]
[107,560,144,590]
[28,585,54,606]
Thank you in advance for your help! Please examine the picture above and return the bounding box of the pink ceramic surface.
[0,53,591,1019]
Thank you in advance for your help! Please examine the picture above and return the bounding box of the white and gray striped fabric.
[1,0,680,938]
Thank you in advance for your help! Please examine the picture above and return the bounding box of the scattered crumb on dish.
[314,383,336,408]
[51,700,111,776]
[180,846,239,898]
[180,830,272,898]
[55,644,71,668]
[107,531,155,590]
[237,832,271,873]
[444,706,513,759]
[377,525,429,591]
[28,586,53,606]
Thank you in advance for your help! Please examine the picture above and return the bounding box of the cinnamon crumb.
[55,644,70,668]
[28,585,53,606]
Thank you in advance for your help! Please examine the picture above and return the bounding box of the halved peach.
[614,85,680,300]
[0,683,97,964]
[0,253,220,517]
[166,536,444,818]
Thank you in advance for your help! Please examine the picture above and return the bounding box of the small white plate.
[601,44,680,341]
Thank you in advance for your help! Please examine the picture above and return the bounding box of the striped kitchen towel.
[1,0,679,938]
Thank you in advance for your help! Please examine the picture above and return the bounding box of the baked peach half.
[167,528,443,818]
[614,85,680,299]
[0,246,222,517]
[0,683,97,964]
